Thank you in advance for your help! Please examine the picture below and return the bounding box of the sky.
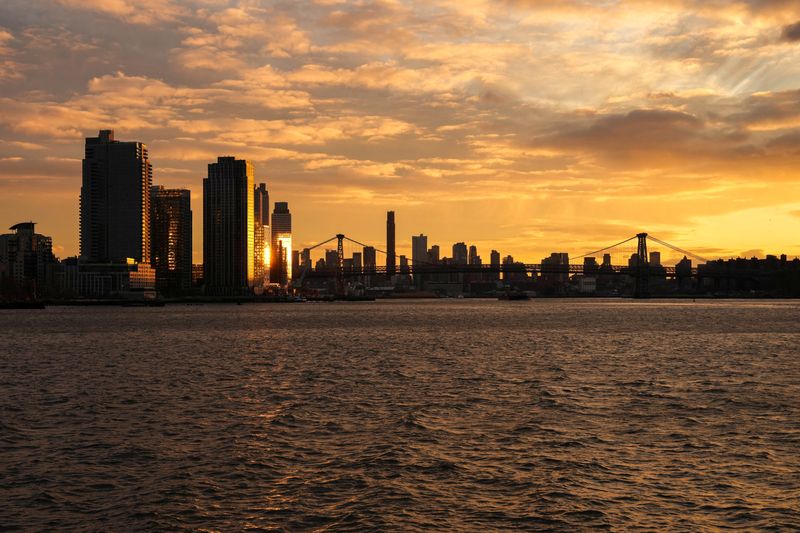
[1,0,800,265]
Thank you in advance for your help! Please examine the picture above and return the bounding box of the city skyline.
[2,2,800,263]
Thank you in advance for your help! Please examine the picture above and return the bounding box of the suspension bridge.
[292,232,720,298]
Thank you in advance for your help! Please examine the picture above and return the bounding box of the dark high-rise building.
[150,186,192,295]
[203,156,255,296]
[412,234,427,266]
[490,249,501,281]
[0,222,57,298]
[453,242,468,265]
[254,183,270,286]
[325,249,339,271]
[386,211,396,275]
[363,246,376,270]
[291,249,300,280]
[428,245,440,264]
[254,183,270,225]
[80,130,152,263]
[271,202,292,285]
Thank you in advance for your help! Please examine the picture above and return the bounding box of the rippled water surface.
[2,300,800,531]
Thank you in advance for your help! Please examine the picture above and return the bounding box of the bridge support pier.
[634,232,650,299]
[336,234,345,297]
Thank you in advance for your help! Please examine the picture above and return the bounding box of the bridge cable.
[570,236,638,262]
[647,235,708,264]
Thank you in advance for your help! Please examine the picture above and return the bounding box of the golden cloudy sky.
[1,0,800,264]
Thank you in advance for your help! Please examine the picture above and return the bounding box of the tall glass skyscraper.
[203,156,255,296]
[254,183,270,286]
[270,202,292,286]
[80,130,152,263]
[150,186,192,295]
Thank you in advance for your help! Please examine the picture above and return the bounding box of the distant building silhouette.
[428,245,440,264]
[386,211,396,275]
[80,130,152,263]
[150,186,192,295]
[469,245,479,265]
[453,242,468,265]
[363,246,376,270]
[412,234,427,266]
[650,251,661,266]
[203,156,255,296]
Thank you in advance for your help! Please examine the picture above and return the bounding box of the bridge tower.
[336,234,345,296]
[634,232,649,299]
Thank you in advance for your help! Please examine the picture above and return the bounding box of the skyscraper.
[203,156,255,296]
[254,183,270,286]
[363,246,376,270]
[469,245,480,265]
[386,211,396,276]
[150,186,192,294]
[428,245,440,264]
[411,234,428,266]
[80,130,152,263]
[254,183,270,226]
[453,242,468,265]
[490,249,501,281]
[271,202,292,285]
[411,234,428,289]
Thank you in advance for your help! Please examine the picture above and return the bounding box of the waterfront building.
[58,257,155,298]
[80,130,152,264]
[0,222,57,299]
[203,156,255,296]
[386,211,396,275]
[150,186,192,295]
[270,202,292,286]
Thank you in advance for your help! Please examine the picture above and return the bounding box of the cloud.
[2,0,800,261]
[781,21,800,42]
[54,0,187,24]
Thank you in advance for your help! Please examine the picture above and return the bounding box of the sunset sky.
[1,0,800,264]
